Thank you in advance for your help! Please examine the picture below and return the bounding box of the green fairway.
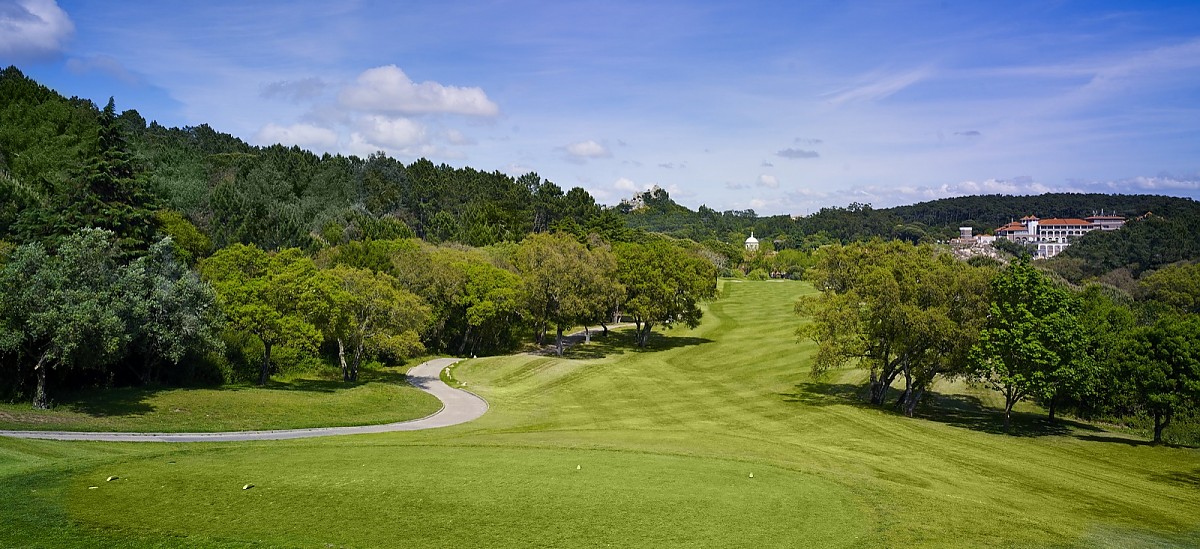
[0,367,442,432]
[1,280,1198,547]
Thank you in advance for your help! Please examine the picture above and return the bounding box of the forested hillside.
[0,66,711,408]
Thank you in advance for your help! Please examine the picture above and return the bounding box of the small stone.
[749,473,754,478]
[106,476,119,482]
[576,465,581,470]
[243,484,254,490]
[88,486,98,490]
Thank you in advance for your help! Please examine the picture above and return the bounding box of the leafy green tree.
[615,240,718,348]
[517,232,618,355]
[155,209,212,264]
[326,265,429,381]
[1119,316,1200,443]
[968,258,1088,431]
[1141,262,1200,314]
[200,244,326,385]
[0,229,130,408]
[799,241,991,414]
[122,237,225,383]
[454,260,524,355]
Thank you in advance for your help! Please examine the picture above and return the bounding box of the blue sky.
[3,0,1199,215]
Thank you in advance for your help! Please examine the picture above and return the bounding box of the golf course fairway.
[2,280,1198,547]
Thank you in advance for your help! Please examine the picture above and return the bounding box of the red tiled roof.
[1038,218,1091,226]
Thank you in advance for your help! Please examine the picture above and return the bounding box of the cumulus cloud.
[358,115,426,149]
[0,0,73,60]
[255,123,339,149]
[261,77,327,102]
[776,148,820,159]
[613,177,642,192]
[339,65,499,116]
[757,174,780,188]
[65,55,139,84]
[749,198,769,209]
[564,140,612,163]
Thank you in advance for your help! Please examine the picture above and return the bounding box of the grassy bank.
[1,280,1197,547]
[0,366,441,432]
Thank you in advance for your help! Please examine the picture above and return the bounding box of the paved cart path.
[0,358,486,442]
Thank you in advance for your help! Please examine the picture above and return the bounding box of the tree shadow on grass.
[1149,467,1200,487]
[915,393,1091,438]
[53,369,411,417]
[780,380,1107,439]
[555,329,714,360]
[56,387,156,417]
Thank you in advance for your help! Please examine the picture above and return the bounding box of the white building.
[745,232,759,252]
[995,214,1125,258]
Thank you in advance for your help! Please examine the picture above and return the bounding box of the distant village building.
[949,227,999,261]
[744,232,759,252]
[995,214,1125,258]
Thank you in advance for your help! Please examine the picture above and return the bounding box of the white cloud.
[339,65,499,116]
[725,181,751,190]
[564,140,611,162]
[757,174,780,188]
[826,67,933,105]
[613,177,642,192]
[359,115,426,149]
[749,198,768,209]
[0,0,73,59]
[255,122,338,149]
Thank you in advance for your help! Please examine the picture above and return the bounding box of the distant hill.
[884,193,1200,232]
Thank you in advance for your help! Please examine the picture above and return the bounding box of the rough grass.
[1,280,1197,547]
[0,366,441,432]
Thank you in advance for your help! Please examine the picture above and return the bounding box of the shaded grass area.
[0,366,441,432]
[1,280,1198,547]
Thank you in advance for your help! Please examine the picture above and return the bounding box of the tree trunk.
[1153,411,1171,444]
[350,340,364,382]
[601,322,608,337]
[903,388,924,417]
[869,369,899,406]
[584,326,591,344]
[1047,394,1057,422]
[338,338,350,382]
[893,364,912,412]
[555,325,565,356]
[638,322,653,348]
[1003,401,1014,434]
[259,340,272,386]
[458,326,472,355]
[32,353,50,410]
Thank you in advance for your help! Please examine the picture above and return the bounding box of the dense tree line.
[799,241,1200,443]
[0,67,717,407]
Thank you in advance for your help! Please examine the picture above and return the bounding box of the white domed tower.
[745,231,759,252]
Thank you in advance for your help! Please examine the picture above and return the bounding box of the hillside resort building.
[994,214,1125,258]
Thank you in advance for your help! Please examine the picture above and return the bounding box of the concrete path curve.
[0,358,487,443]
